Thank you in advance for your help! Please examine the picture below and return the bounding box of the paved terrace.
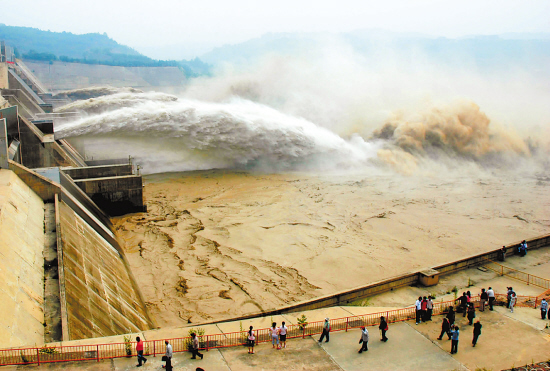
[2,250,549,371]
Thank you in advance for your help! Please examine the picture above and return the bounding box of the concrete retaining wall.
[0,63,8,89]
[62,164,133,180]
[0,170,45,348]
[25,61,186,91]
[56,198,152,340]
[73,175,144,216]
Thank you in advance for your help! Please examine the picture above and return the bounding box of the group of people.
[506,287,518,312]
[414,295,434,324]
[267,322,288,350]
[518,240,528,257]
[141,287,549,368]
[437,305,483,354]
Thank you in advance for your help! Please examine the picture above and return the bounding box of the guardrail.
[482,259,550,290]
[0,292,539,366]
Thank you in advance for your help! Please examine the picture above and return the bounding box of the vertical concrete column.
[0,118,8,168]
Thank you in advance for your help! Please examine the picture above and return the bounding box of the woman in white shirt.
[279,321,287,348]
[270,322,280,349]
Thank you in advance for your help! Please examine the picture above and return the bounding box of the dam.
[1,41,152,348]
[1,41,549,370]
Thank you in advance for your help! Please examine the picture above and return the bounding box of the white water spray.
[57,95,381,173]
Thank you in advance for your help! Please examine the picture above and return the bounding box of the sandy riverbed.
[112,168,549,328]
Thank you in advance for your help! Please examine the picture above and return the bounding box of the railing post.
[345,318,349,332]
[37,348,40,365]
[153,341,156,357]
[206,335,209,352]
[527,274,530,285]
[96,345,99,362]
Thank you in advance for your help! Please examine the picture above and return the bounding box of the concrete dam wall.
[57,198,151,340]
[0,170,45,348]
[25,61,186,92]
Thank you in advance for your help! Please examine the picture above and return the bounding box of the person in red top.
[136,336,147,367]
[421,296,428,322]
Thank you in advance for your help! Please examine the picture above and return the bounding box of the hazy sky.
[4,0,550,58]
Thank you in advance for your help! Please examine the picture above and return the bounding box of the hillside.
[0,24,211,75]
[0,23,139,60]
[201,30,550,75]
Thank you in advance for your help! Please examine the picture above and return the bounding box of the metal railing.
[0,292,540,366]
[482,259,550,290]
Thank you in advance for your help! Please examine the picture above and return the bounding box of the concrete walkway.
[4,252,550,370]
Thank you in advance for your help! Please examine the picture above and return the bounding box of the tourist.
[135,336,147,367]
[457,292,468,317]
[446,306,456,326]
[426,296,434,321]
[379,316,388,342]
[467,303,476,325]
[421,296,428,322]
[190,332,203,360]
[437,318,451,340]
[247,326,255,354]
[519,240,528,256]
[270,322,280,349]
[450,325,460,354]
[163,340,172,370]
[319,318,331,343]
[358,326,369,353]
[415,297,423,324]
[540,298,548,320]
[507,287,515,308]
[280,321,288,348]
[499,246,507,261]
[509,292,517,313]
[487,287,495,311]
[480,288,488,312]
[472,321,482,347]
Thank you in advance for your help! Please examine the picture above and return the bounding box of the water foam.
[57,95,380,173]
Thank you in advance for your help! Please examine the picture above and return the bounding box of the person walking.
[415,297,423,324]
[280,321,288,348]
[135,336,147,367]
[457,292,468,317]
[379,316,388,342]
[358,326,369,353]
[506,287,515,308]
[426,296,434,321]
[446,306,456,326]
[472,321,482,347]
[509,292,517,313]
[540,298,548,320]
[190,333,204,360]
[467,303,476,325]
[450,326,460,354]
[487,287,495,311]
[163,340,172,370]
[319,318,331,343]
[247,326,255,354]
[270,322,280,349]
[480,289,488,312]
[437,318,451,340]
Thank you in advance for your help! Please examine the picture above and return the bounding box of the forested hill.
[0,24,210,76]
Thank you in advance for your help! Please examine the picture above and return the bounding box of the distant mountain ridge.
[200,30,550,74]
[0,24,211,76]
[0,23,140,59]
